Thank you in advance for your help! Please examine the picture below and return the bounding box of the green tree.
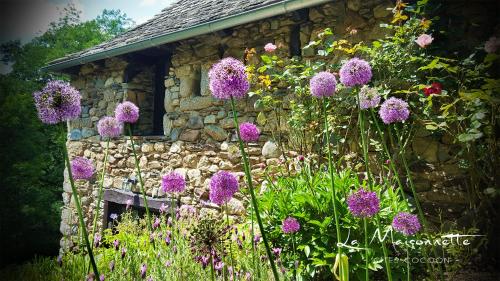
[0,4,134,266]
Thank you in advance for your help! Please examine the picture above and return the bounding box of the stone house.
[45,0,468,251]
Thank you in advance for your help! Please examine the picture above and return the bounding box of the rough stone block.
[179,96,214,111]
[204,125,227,141]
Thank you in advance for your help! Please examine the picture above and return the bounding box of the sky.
[0,0,177,44]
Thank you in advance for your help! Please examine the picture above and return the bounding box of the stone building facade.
[53,0,471,251]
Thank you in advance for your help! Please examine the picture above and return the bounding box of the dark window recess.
[193,66,202,97]
[153,54,171,135]
[290,24,302,57]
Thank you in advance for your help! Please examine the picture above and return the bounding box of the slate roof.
[47,0,292,68]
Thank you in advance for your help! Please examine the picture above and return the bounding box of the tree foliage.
[0,4,134,266]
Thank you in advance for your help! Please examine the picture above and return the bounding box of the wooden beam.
[103,188,176,210]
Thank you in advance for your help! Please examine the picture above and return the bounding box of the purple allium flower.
[167,217,172,227]
[208,57,250,100]
[110,213,118,220]
[71,157,94,180]
[485,36,500,53]
[126,199,133,210]
[245,272,252,281]
[94,233,101,248]
[347,188,380,218]
[57,255,62,267]
[239,122,260,142]
[214,261,225,272]
[282,217,300,234]
[165,260,172,267]
[179,205,196,218]
[392,212,421,236]
[99,274,105,281]
[254,234,261,244]
[339,58,372,87]
[97,116,122,138]
[121,247,127,259]
[109,260,115,271]
[33,80,81,124]
[272,247,282,257]
[153,217,160,229]
[147,277,153,281]
[115,101,139,123]
[358,85,381,109]
[264,43,277,53]
[87,273,95,281]
[310,71,337,98]
[200,255,210,268]
[379,97,410,124]
[159,203,168,214]
[161,171,186,193]
[297,155,305,162]
[140,264,147,279]
[209,171,239,205]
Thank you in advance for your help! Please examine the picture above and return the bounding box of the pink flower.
[264,43,277,53]
[415,34,433,48]
[485,36,500,53]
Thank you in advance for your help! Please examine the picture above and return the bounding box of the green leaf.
[261,55,272,64]
[257,112,267,126]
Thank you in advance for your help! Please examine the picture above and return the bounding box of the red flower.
[423,82,442,96]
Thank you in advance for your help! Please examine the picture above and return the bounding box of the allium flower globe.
[264,43,277,52]
[310,71,337,98]
[97,116,122,138]
[209,171,239,205]
[347,189,380,218]
[358,85,381,109]
[484,36,500,53]
[379,97,410,124]
[392,212,421,236]
[282,217,300,234]
[208,57,250,100]
[161,172,186,193]
[415,34,434,48]
[339,58,372,87]
[71,157,95,180]
[33,80,81,124]
[239,122,260,142]
[115,101,139,123]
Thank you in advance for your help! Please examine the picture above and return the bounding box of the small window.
[289,24,301,57]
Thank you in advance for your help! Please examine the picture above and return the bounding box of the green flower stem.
[245,143,259,279]
[406,241,411,281]
[322,101,345,279]
[62,132,99,277]
[369,109,408,206]
[170,195,175,247]
[127,124,155,249]
[230,96,280,281]
[393,127,426,229]
[357,101,392,281]
[91,139,110,243]
[393,127,444,281]
[363,218,369,281]
[210,252,215,281]
[225,203,235,281]
[357,103,372,189]
[292,234,297,281]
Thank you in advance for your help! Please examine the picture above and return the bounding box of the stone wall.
[59,137,288,250]
[60,0,473,251]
